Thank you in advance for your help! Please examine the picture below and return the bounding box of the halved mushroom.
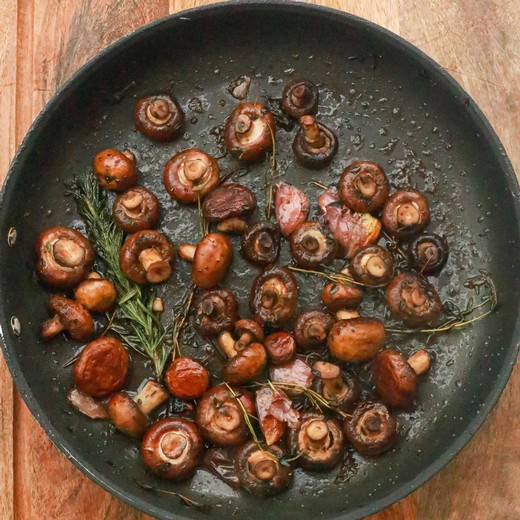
[382,189,430,239]
[202,184,257,227]
[350,245,395,287]
[321,282,364,311]
[408,233,449,275]
[93,149,137,191]
[281,79,319,118]
[312,361,360,412]
[274,182,310,238]
[292,115,338,169]
[194,288,238,338]
[294,310,335,351]
[112,187,160,233]
[36,226,95,288]
[264,331,297,365]
[134,93,184,142]
[241,221,281,267]
[120,230,174,284]
[41,296,94,342]
[74,278,117,313]
[289,221,335,268]
[141,417,203,480]
[165,357,210,400]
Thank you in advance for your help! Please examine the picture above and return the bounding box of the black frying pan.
[1,2,519,519]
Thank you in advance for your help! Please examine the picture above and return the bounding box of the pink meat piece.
[275,182,310,237]
[256,387,300,428]
[68,388,109,420]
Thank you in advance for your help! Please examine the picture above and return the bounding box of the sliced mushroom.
[93,149,137,191]
[350,245,395,287]
[74,278,117,313]
[408,233,449,275]
[165,356,210,400]
[113,187,160,233]
[41,296,94,342]
[194,288,238,338]
[202,183,257,222]
[312,361,360,412]
[321,282,364,311]
[292,116,338,169]
[281,79,319,118]
[241,221,281,267]
[289,221,335,268]
[294,310,335,351]
[134,93,184,142]
[274,182,310,238]
[264,331,297,365]
[382,189,430,239]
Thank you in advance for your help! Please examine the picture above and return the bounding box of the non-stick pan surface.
[1,2,519,519]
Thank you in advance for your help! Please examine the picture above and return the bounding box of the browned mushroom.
[385,273,443,327]
[220,341,267,385]
[202,184,257,227]
[165,357,210,400]
[264,331,297,365]
[195,384,255,446]
[408,233,449,275]
[328,317,385,363]
[281,79,319,118]
[312,361,360,412]
[216,217,249,234]
[274,182,310,238]
[292,116,337,169]
[343,400,397,456]
[112,187,160,233]
[134,93,184,142]
[289,221,336,268]
[194,288,238,338]
[74,337,129,397]
[36,226,95,288]
[141,417,203,480]
[93,149,137,192]
[382,189,430,239]
[241,221,281,267]
[119,230,174,284]
[74,278,117,313]
[224,102,276,163]
[321,282,364,311]
[178,233,233,289]
[269,357,313,394]
[41,296,94,342]
[235,442,293,496]
[350,245,395,287]
[250,265,299,327]
[294,310,335,351]
[339,161,389,213]
[371,349,431,409]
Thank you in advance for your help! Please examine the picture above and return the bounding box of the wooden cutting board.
[1,1,519,519]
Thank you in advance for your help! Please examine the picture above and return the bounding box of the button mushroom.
[385,273,443,327]
[281,79,319,119]
[202,184,257,229]
[408,233,449,275]
[350,245,395,287]
[289,221,336,268]
[274,182,310,238]
[294,310,335,351]
[93,149,137,192]
[141,418,203,480]
[371,349,431,409]
[321,282,364,311]
[194,288,238,338]
[343,400,397,456]
[73,337,129,397]
[292,115,338,169]
[112,187,160,233]
[328,317,385,363]
[163,148,220,204]
[41,296,94,342]
[264,331,297,365]
[235,442,293,496]
[165,356,210,400]
[36,226,95,288]
[339,161,389,213]
[119,229,174,284]
[250,265,298,327]
[241,221,281,267]
[224,102,276,163]
[382,189,430,239]
[74,278,117,313]
[312,361,360,412]
[134,93,185,142]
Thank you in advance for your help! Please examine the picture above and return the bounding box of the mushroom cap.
[234,319,264,344]
[408,233,449,275]
[292,117,338,169]
[107,392,148,437]
[264,331,297,365]
[321,282,364,311]
[281,79,319,119]
[241,220,281,267]
[294,310,335,351]
[350,245,395,287]
[42,296,94,341]
[202,183,257,222]
[134,94,184,142]
[165,356,210,400]
[194,288,238,338]
[93,149,137,191]
[192,233,233,289]
[382,189,430,239]
[222,343,267,384]
[289,221,336,268]
[112,186,160,233]
[74,279,118,313]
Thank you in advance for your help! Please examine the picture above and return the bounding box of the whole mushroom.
[350,245,395,287]
[321,282,364,312]
[74,277,117,313]
[93,149,137,191]
[264,331,297,365]
[241,221,281,267]
[41,296,94,342]
[194,288,238,338]
[112,187,160,233]
[134,93,184,142]
[281,79,319,118]
[165,357,210,400]
[408,233,449,275]
[293,310,335,351]
[313,361,360,412]
[289,221,335,268]
[382,189,430,239]
[292,115,338,169]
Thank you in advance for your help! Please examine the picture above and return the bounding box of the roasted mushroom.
[112,187,160,233]
[93,149,137,191]
[36,226,95,288]
[339,161,389,213]
[194,288,238,338]
[250,265,299,327]
[165,357,210,400]
[195,384,255,446]
[289,221,335,268]
[274,182,310,238]
[292,115,338,169]
[236,442,293,496]
[202,183,257,228]
[241,221,281,267]
[264,331,297,365]
[371,349,431,409]
[134,93,184,142]
[141,418,203,480]
[281,79,319,119]
[294,310,335,351]
[313,361,360,412]
[178,233,233,289]
[328,317,385,363]
[224,102,276,163]
[269,357,313,394]
[385,273,443,327]
[74,277,117,313]
[321,282,364,311]
[382,189,430,239]
[350,245,395,287]
[164,148,220,204]
[41,296,94,342]
[343,400,397,456]
[74,337,129,397]
[408,233,449,275]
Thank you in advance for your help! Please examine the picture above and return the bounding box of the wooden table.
[1,1,519,518]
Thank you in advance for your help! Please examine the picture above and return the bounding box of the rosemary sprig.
[288,265,368,288]
[264,123,277,220]
[170,284,196,361]
[197,195,209,237]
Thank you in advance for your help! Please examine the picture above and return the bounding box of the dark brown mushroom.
[328,317,385,363]
[371,349,431,409]
[119,230,174,284]
[264,331,297,365]
[408,233,449,275]
[339,161,389,213]
[202,183,257,224]
[194,288,238,338]
[312,361,360,412]
[165,356,210,400]
[350,245,395,287]
[274,182,310,238]
[385,273,443,327]
[343,400,397,456]
[289,221,336,268]
[382,189,430,239]
[36,226,95,288]
[269,358,313,394]
[74,337,129,398]
[224,102,276,163]
[241,221,281,267]
[235,442,293,496]
[321,282,364,311]
[41,296,94,342]
[93,149,137,192]
[141,417,203,480]
[195,384,255,446]
[234,319,264,351]
[216,217,248,234]
[294,310,335,351]
[292,115,338,169]
[250,265,299,327]
[164,148,220,204]
[74,278,117,313]
[134,93,184,142]
[112,187,160,233]
[281,79,319,118]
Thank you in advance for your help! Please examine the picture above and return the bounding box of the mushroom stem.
[53,238,85,267]
[408,350,431,376]
[184,158,208,182]
[291,84,310,107]
[139,247,164,271]
[300,115,326,148]
[235,114,252,134]
[306,420,329,442]
[138,248,171,283]
[134,380,169,415]
[147,99,171,123]
[218,331,238,358]
[397,202,420,226]
[248,451,278,481]
[217,217,248,233]
[314,361,341,380]
[336,309,360,321]
[235,332,253,351]
[152,297,164,313]
[41,315,64,339]
[122,149,136,162]
[178,243,197,262]
[122,192,144,211]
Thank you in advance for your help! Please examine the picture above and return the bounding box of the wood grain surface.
[0,1,519,519]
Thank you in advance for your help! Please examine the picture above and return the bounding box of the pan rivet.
[7,227,17,247]
[10,316,21,336]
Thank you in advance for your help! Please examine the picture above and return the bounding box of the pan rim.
[1,1,519,519]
